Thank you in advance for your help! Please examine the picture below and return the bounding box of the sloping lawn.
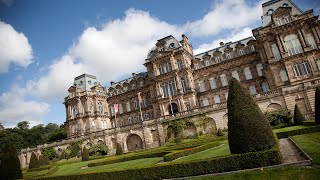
[173,140,230,162]
[50,157,162,176]
[291,132,320,164]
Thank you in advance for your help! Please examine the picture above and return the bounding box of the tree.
[0,123,4,130]
[0,143,23,179]
[227,78,276,154]
[41,147,57,160]
[82,147,90,161]
[315,86,320,125]
[89,143,108,156]
[115,143,123,155]
[294,105,305,125]
[29,152,40,169]
[17,121,30,130]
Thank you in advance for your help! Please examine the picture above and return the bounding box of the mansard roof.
[146,35,182,59]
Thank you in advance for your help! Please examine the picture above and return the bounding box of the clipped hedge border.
[35,144,281,180]
[164,141,221,162]
[27,165,53,172]
[276,125,320,139]
[88,151,170,167]
[302,121,316,126]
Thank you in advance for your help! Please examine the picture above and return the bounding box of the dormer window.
[169,43,175,49]
[267,9,274,15]
[283,3,289,7]
[79,81,83,85]
[88,80,92,85]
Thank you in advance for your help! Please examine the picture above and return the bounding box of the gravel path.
[279,138,305,164]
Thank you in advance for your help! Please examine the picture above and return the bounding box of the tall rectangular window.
[244,67,252,80]
[220,74,228,86]
[293,61,312,77]
[198,80,206,92]
[271,43,281,61]
[231,70,240,81]
[202,98,209,106]
[126,102,131,112]
[181,78,187,93]
[214,95,221,104]
[209,77,217,89]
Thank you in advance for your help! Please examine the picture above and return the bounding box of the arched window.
[209,77,217,89]
[244,67,252,80]
[284,34,303,56]
[231,70,240,81]
[220,74,228,86]
[267,9,274,15]
[249,85,257,95]
[280,69,289,82]
[262,82,270,92]
[256,63,263,77]
[98,102,103,114]
[72,105,78,118]
[214,95,221,104]
[181,78,187,93]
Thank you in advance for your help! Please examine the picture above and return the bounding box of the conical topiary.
[227,78,276,154]
[29,152,40,169]
[82,147,90,161]
[0,143,23,179]
[115,143,123,155]
[39,155,50,166]
[315,86,320,125]
[294,105,305,125]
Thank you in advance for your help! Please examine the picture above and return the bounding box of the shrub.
[0,143,23,179]
[265,108,291,126]
[115,143,123,155]
[42,147,57,160]
[89,143,108,156]
[294,105,305,125]
[315,86,320,125]
[82,147,90,161]
[276,125,320,139]
[70,141,81,158]
[217,128,223,136]
[227,78,275,154]
[29,152,40,169]
[39,155,50,166]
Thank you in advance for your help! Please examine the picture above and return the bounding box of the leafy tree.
[42,147,57,160]
[0,143,23,179]
[29,152,40,169]
[89,143,108,156]
[315,86,320,125]
[70,141,81,157]
[115,143,123,155]
[265,108,292,126]
[0,123,4,130]
[82,147,90,161]
[45,123,59,133]
[294,105,305,125]
[17,121,30,130]
[227,78,276,154]
[48,125,67,142]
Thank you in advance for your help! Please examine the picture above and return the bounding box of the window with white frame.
[276,15,292,26]
[181,78,187,93]
[202,98,209,106]
[209,77,217,89]
[249,85,257,95]
[244,67,252,80]
[271,43,281,61]
[293,61,312,77]
[280,69,289,82]
[198,80,206,92]
[238,49,245,56]
[220,74,228,86]
[214,95,221,104]
[256,63,263,77]
[158,62,172,75]
[134,100,139,110]
[168,80,176,96]
[284,34,303,56]
[306,34,317,50]
[126,101,131,112]
[231,70,240,81]
[261,82,270,92]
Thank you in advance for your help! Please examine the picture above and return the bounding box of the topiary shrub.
[294,105,305,125]
[315,86,320,125]
[217,128,223,136]
[39,155,50,166]
[82,147,90,161]
[29,152,40,169]
[227,78,276,154]
[115,143,123,155]
[0,143,23,179]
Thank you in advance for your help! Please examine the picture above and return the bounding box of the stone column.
[312,27,320,44]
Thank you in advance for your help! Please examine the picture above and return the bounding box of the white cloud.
[184,0,262,36]
[0,21,33,73]
[0,89,49,128]
[194,27,254,54]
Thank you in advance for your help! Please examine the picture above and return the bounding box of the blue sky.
[0,0,319,128]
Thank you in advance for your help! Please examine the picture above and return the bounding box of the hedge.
[276,125,320,139]
[27,165,53,172]
[163,141,220,162]
[302,120,316,126]
[34,144,281,180]
[88,151,170,167]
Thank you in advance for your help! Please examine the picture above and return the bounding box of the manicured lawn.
[49,157,162,176]
[272,125,309,134]
[291,132,320,164]
[23,169,51,179]
[173,140,230,162]
[190,166,320,180]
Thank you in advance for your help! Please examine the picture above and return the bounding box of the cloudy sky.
[0,0,318,128]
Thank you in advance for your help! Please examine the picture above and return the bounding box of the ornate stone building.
[19,0,320,168]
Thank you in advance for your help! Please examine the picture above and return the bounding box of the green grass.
[272,125,309,134]
[173,140,230,162]
[291,132,320,164]
[22,169,51,179]
[190,166,320,180]
[49,157,162,176]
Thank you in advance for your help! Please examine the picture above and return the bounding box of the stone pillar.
[276,35,285,53]
[157,124,165,145]
[170,55,177,70]
[312,27,320,44]
[298,29,307,48]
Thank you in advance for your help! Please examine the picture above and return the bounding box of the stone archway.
[126,134,143,152]
[168,103,179,115]
[183,122,197,138]
[266,103,282,112]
